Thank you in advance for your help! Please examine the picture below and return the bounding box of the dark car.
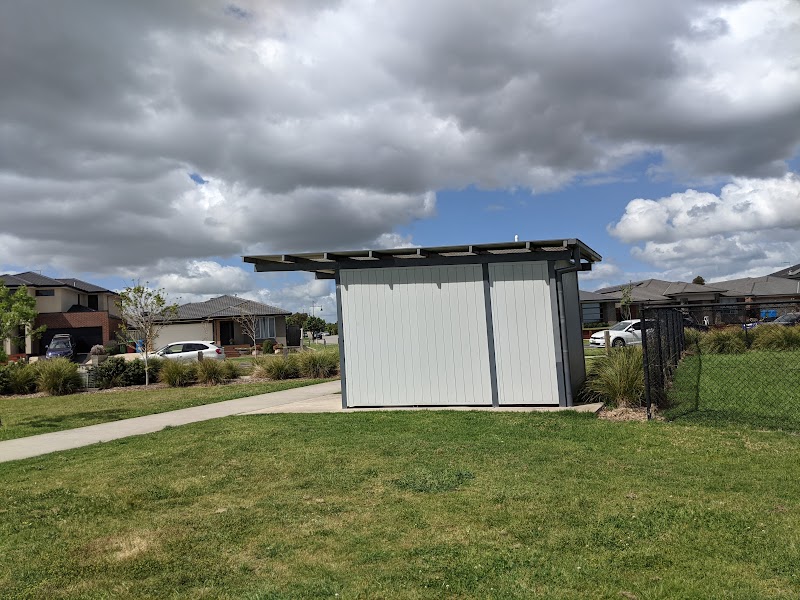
[766,312,800,327]
[45,334,75,360]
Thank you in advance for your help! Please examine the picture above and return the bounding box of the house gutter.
[554,245,587,407]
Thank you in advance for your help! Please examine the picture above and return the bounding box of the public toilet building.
[244,239,601,408]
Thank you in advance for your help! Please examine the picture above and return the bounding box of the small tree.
[325,322,338,335]
[0,283,45,354]
[620,284,633,321]
[692,276,705,285]
[306,316,326,336]
[116,282,178,385]
[231,301,259,352]
[287,312,309,329]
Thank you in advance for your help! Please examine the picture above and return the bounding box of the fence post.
[641,307,652,420]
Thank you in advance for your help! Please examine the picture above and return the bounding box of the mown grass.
[1,412,799,598]
[666,350,800,430]
[0,379,333,441]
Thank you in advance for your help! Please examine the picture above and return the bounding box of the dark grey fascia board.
[250,249,581,273]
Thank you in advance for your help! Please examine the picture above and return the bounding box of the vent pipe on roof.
[514,234,519,242]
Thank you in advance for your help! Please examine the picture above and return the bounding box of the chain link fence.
[642,300,800,430]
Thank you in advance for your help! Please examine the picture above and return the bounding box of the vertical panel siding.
[340,265,491,407]
[489,262,559,405]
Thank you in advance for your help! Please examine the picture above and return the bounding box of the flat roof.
[244,238,601,278]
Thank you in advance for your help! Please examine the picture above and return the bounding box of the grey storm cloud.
[1,0,799,277]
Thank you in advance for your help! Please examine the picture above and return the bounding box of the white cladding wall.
[340,265,492,406]
[489,262,559,405]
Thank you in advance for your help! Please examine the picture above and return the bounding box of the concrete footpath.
[0,381,343,464]
[0,380,602,463]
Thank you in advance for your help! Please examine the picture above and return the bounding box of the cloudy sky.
[1,0,798,319]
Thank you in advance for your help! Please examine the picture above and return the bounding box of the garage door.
[43,327,103,353]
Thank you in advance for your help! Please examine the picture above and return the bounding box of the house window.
[255,316,276,339]
[582,302,601,324]
[88,295,99,310]
[35,289,55,296]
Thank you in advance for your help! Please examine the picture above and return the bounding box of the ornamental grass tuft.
[584,346,644,408]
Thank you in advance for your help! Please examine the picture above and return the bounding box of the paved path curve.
[0,381,342,464]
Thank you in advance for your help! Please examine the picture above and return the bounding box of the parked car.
[589,320,653,348]
[760,312,800,327]
[45,334,75,360]
[312,331,323,340]
[154,341,226,361]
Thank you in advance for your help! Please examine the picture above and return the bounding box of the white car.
[589,320,652,348]
[155,340,226,361]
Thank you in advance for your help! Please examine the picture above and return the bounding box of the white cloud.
[609,174,800,279]
[0,0,798,286]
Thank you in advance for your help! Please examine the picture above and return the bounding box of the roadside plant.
[0,364,11,394]
[683,328,703,349]
[262,339,275,355]
[750,326,800,351]
[253,354,299,380]
[89,344,107,356]
[196,359,226,385]
[36,358,82,396]
[298,349,340,378]
[221,360,242,380]
[0,348,8,364]
[698,327,747,354]
[584,346,644,408]
[160,360,196,387]
[6,361,38,395]
[94,357,127,389]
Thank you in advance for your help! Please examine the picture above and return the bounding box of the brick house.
[1,272,123,357]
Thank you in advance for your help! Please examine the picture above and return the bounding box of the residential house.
[581,275,800,326]
[1,271,122,356]
[152,295,291,352]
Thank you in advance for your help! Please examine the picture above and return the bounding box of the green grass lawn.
[0,379,332,442]
[1,412,799,599]
[666,350,800,430]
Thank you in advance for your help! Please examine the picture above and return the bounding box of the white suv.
[155,341,226,361]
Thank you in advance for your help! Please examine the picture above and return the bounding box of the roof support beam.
[252,248,575,273]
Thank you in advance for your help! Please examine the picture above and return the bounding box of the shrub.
[222,360,242,380]
[89,344,107,356]
[253,355,299,380]
[683,328,703,348]
[0,348,8,364]
[6,362,38,395]
[262,339,275,355]
[104,342,123,356]
[750,325,800,351]
[196,359,226,385]
[698,327,747,354]
[0,365,10,395]
[584,346,644,409]
[36,358,83,396]
[160,360,196,387]
[298,349,340,378]
[94,357,128,389]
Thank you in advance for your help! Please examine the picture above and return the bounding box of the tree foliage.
[287,312,309,329]
[0,283,45,351]
[692,276,705,285]
[116,282,178,385]
[305,315,326,334]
